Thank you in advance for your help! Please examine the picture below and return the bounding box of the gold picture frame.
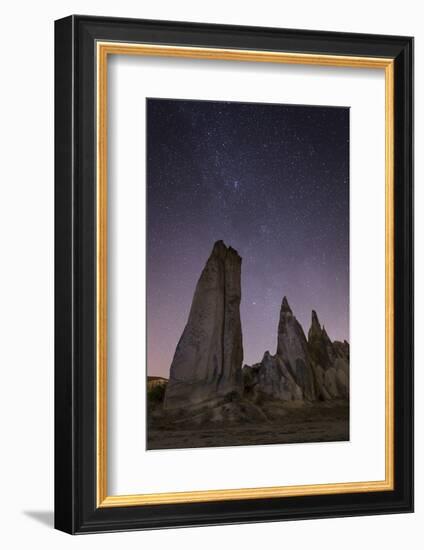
[55,15,413,534]
[96,42,394,508]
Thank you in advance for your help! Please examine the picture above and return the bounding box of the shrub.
[147,383,167,404]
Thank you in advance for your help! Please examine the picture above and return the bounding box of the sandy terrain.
[147,401,349,450]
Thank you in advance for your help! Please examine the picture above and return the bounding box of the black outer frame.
[54,15,414,534]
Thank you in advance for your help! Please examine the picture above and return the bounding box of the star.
[146,97,349,376]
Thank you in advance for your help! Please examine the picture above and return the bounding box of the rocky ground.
[147,397,349,450]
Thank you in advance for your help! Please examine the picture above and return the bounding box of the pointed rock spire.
[281,296,292,314]
[308,310,322,342]
[164,241,243,409]
[276,297,316,401]
[311,310,320,327]
[322,325,331,342]
[308,312,337,374]
[212,239,229,259]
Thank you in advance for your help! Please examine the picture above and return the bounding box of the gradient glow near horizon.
[147,98,349,378]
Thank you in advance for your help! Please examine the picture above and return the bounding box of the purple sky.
[146,98,349,378]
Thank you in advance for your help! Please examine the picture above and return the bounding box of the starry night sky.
[147,98,349,378]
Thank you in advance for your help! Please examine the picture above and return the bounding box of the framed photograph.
[54,15,413,533]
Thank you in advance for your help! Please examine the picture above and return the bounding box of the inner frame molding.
[96,41,394,508]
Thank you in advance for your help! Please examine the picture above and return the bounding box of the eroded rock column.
[164,241,243,409]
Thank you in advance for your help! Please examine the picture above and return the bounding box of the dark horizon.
[147,98,349,378]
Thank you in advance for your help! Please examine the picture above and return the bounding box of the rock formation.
[163,241,348,411]
[307,310,349,399]
[276,297,316,401]
[164,241,243,409]
[243,297,317,402]
[243,351,303,402]
[243,300,349,403]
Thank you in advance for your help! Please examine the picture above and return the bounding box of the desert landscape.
[147,240,349,450]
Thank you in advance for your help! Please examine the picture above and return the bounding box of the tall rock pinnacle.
[309,310,321,339]
[307,310,349,399]
[164,241,243,409]
[308,309,334,369]
[276,297,316,401]
[281,296,292,314]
